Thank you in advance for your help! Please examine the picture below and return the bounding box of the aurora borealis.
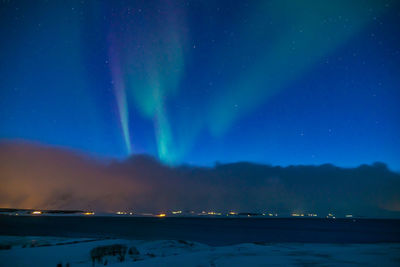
[1,0,399,168]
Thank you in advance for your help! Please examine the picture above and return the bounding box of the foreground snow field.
[0,236,399,266]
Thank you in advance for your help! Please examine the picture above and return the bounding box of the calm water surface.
[1,216,399,246]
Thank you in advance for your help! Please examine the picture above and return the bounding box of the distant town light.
[207,211,221,215]
[32,211,42,215]
[116,211,127,215]
[172,210,182,214]
[83,212,94,215]
[158,213,166,217]
[326,213,336,219]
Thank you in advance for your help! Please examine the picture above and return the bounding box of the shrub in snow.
[90,244,127,266]
[0,244,11,250]
[128,246,140,255]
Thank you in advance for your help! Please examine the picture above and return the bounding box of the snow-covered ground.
[0,236,399,266]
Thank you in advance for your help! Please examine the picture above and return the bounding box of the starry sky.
[0,0,399,169]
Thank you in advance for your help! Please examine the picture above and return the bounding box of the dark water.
[1,216,399,246]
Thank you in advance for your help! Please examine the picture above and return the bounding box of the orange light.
[83,212,94,215]
[32,211,42,215]
[158,213,166,217]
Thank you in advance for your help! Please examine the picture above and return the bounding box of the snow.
[0,236,399,266]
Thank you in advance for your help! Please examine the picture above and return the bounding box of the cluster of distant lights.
[110,210,354,219]
[9,210,354,219]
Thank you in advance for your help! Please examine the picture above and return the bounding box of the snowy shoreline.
[1,236,400,266]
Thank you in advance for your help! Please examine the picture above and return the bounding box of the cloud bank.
[0,141,399,217]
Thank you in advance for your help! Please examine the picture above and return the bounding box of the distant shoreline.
[2,208,398,219]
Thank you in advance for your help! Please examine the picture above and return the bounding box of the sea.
[1,216,399,246]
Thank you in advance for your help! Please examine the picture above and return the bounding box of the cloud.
[0,141,399,217]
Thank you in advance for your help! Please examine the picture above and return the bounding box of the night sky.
[1,0,399,169]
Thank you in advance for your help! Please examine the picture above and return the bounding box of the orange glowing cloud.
[1,140,399,217]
